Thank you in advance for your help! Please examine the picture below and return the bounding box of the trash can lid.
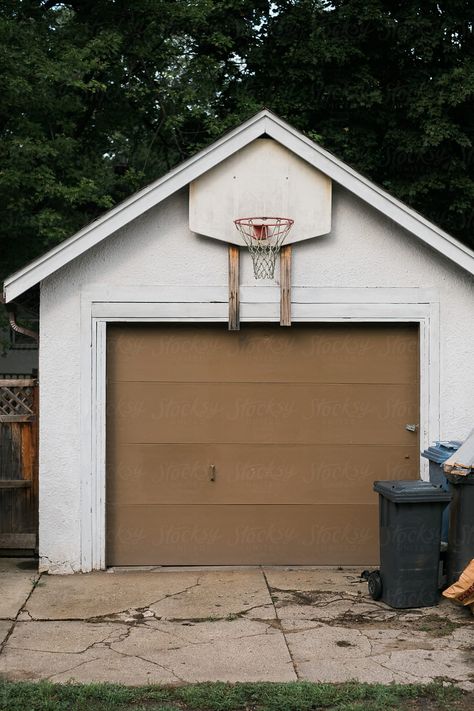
[421,441,462,464]
[373,479,452,503]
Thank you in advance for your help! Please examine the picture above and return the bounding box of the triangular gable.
[3,110,474,302]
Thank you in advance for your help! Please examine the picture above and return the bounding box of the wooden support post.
[228,244,240,331]
[280,244,292,326]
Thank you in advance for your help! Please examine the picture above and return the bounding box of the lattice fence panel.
[0,381,36,422]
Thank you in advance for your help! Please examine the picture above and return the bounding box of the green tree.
[244,0,474,245]
[0,0,268,282]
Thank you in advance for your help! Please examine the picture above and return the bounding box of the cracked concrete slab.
[284,621,474,688]
[0,620,177,684]
[0,617,295,684]
[149,570,272,620]
[24,570,272,622]
[3,620,124,654]
[1,565,473,686]
[25,570,201,620]
[112,618,296,683]
[50,651,177,685]
[0,559,38,620]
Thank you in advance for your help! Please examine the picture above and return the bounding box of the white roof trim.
[4,109,474,301]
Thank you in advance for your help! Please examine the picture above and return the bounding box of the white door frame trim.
[80,286,440,572]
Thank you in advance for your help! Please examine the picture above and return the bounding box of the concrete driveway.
[0,558,473,688]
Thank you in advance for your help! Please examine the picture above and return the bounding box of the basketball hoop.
[234,217,294,279]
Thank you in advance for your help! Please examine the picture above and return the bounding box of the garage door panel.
[108,382,418,445]
[106,503,379,565]
[107,444,419,505]
[106,323,419,566]
[107,324,418,384]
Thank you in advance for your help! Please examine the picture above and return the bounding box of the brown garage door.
[106,323,419,566]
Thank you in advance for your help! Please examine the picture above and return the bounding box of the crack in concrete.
[5,625,131,656]
[271,587,394,614]
[0,621,16,657]
[0,570,44,656]
[10,616,134,625]
[356,629,374,658]
[19,610,34,621]
[22,576,203,624]
[262,568,299,681]
[145,618,279,649]
[280,623,324,635]
[162,601,275,625]
[239,603,275,617]
[370,652,436,683]
[108,643,187,683]
[5,610,280,664]
[110,624,134,645]
[144,576,203,610]
[46,656,102,681]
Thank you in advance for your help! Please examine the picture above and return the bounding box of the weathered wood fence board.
[0,379,38,548]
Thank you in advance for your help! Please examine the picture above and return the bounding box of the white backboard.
[189,138,332,246]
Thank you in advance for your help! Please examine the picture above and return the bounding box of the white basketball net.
[234,217,294,279]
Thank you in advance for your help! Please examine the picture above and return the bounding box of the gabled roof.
[3,109,474,302]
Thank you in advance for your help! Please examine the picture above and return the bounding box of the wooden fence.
[0,379,38,549]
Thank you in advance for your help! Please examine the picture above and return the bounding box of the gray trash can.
[421,441,461,542]
[421,441,463,486]
[445,472,474,585]
[372,480,451,608]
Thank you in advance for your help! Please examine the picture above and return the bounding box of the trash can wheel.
[368,571,383,600]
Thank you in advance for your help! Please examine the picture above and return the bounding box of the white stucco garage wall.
[38,185,474,573]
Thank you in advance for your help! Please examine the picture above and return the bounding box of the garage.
[7,110,471,575]
[106,323,419,566]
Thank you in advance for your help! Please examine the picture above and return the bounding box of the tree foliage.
[248,0,474,244]
[1,0,473,287]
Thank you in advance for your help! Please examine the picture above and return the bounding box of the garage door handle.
[209,464,216,482]
[405,424,418,432]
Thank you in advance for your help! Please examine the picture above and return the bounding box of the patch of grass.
[0,680,467,711]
